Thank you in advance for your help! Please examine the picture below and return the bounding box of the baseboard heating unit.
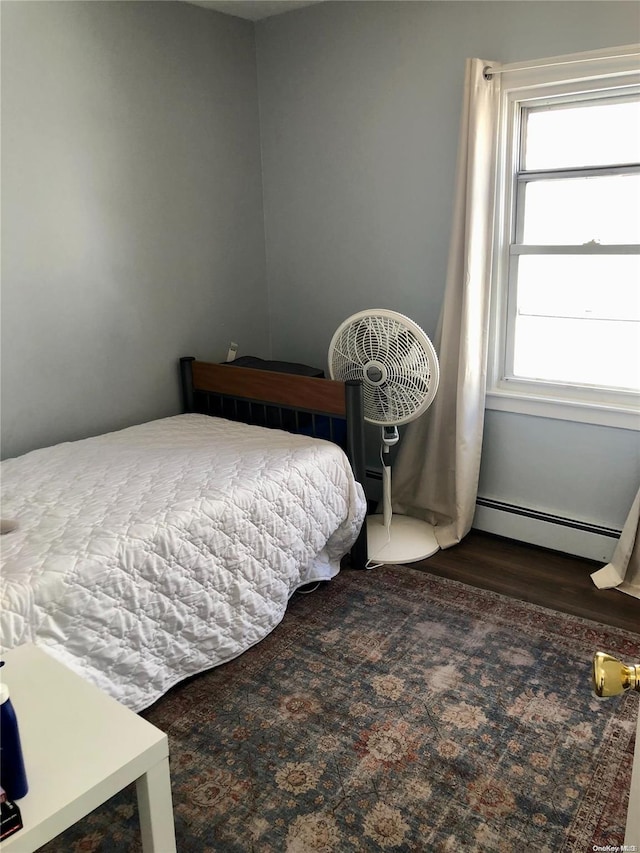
[473,497,621,563]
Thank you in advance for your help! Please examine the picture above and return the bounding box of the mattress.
[0,414,366,710]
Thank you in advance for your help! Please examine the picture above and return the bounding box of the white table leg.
[136,756,177,853]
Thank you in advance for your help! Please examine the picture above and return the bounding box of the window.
[488,46,640,429]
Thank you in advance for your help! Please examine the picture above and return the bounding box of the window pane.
[513,255,640,391]
[522,174,640,244]
[524,99,640,170]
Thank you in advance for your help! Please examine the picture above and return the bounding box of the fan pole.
[382,453,392,530]
[368,441,440,564]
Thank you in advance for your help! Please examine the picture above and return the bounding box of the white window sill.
[486,387,640,431]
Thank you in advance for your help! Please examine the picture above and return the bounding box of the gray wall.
[2,0,638,542]
[255,1,640,534]
[1,1,269,459]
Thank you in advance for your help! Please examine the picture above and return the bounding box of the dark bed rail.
[180,356,367,569]
[344,379,367,570]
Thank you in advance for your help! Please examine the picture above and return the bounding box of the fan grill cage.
[329,310,439,425]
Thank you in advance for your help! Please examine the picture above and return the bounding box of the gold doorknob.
[593,652,640,697]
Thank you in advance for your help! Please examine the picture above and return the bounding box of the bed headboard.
[179,357,367,568]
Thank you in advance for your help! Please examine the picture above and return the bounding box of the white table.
[0,644,176,852]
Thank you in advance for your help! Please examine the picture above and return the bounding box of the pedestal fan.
[328,309,440,563]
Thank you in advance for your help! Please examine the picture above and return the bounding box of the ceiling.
[187,0,324,20]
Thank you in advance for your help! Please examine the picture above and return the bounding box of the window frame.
[487,45,640,430]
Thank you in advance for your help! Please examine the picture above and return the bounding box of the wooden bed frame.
[179,357,368,569]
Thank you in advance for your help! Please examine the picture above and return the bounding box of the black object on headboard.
[179,356,367,569]
[226,356,324,378]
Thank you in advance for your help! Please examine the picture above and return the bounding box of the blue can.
[0,683,29,800]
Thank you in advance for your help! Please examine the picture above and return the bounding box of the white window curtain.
[392,58,499,549]
[591,486,640,600]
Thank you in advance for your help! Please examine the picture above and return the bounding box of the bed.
[0,358,367,711]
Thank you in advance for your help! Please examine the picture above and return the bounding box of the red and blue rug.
[42,564,639,851]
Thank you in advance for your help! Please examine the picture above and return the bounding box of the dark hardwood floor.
[409,529,639,634]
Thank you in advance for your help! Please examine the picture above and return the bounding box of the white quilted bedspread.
[0,414,365,711]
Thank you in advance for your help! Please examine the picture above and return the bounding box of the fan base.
[367,514,440,564]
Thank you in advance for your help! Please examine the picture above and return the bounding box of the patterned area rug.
[41,565,639,852]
